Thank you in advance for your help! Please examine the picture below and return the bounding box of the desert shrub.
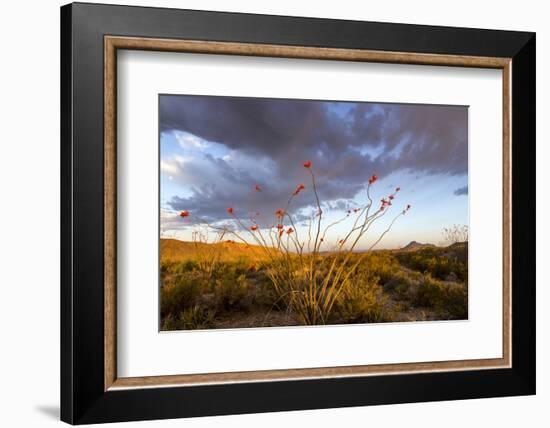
[176,260,199,273]
[234,256,253,271]
[442,283,468,319]
[160,272,207,318]
[414,275,446,307]
[212,260,253,281]
[358,252,401,285]
[162,305,216,331]
[252,272,281,308]
[413,275,467,319]
[213,273,250,312]
[160,260,175,275]
[161,314,179,330]
[392,301,411,313]
[161,260,200,275]
[335,277,393,323]
[396,247,467,282]
[382,269,414,293]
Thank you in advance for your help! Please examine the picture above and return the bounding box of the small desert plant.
[413,274,467,319]
[160,273,206,318]
[213,273,250,312]
[336,277,392,323]
[414,275,447,308]
[442,224,468,244]
[443,283,468,319]
[162,305,216,330]
[354,252,401,285]
[382,269,416,294]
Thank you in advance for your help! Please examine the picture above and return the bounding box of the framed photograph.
[61,2,535,424]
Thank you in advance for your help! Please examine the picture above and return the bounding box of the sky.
[159,94,468,250]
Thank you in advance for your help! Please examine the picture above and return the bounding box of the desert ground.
[160,238,468,331]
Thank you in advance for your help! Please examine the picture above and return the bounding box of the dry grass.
[161,239,269,264]
[160,240,468,330]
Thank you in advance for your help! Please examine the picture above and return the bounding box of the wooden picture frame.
[61,2,535,424]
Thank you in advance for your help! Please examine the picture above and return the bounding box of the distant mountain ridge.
[401,241,437,251]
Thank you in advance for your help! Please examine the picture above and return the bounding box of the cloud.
[454,186,468,196]
[175,131,210,150]
[160,95,468,222]
[160,209,190,232]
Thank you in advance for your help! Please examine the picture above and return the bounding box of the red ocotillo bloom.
[293,183,305,195]
[250,225,259,231]
[286,227,294,234]
[227,207,234,215]
[276,224,283,230]
[303,161,312,168]
[254,184,262,192]
[396,187,401,192]
[179,210,190,218]
[275,208,285,219]
[368,174,378,185]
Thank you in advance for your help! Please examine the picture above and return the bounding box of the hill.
[401,241,437,251]
[160,238,270,263]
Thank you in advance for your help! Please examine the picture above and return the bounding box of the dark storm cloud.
[454,185,468,196]
[161,95,467,221]
[167,156,327,228]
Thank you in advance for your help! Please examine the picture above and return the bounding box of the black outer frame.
[60,2,535,424]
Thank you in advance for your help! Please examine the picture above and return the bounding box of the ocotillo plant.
[178,161,411,325]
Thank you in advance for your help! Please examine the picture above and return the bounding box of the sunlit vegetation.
[160,162,467,330]
[160,239,468,330]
